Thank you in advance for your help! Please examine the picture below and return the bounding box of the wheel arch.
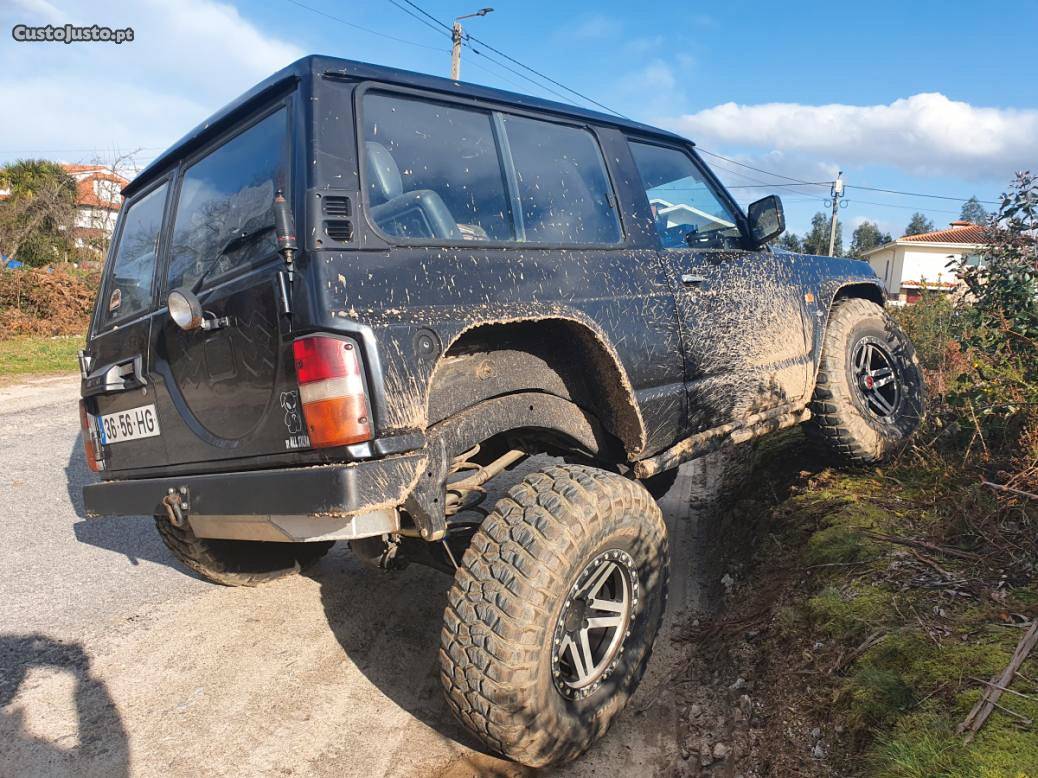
[427,317,647,458]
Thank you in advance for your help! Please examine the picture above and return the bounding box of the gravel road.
[0,374,724,777]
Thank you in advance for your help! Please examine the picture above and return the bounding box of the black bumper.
[83,452,426,518]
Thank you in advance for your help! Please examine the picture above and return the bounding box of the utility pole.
[828,171,844,256]
[450,7,494,80]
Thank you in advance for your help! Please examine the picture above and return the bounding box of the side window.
[502,115,620,244]
[100,182,168,325]
[628,141,743,250]
[362,92,513,241]
[167,108,288,290]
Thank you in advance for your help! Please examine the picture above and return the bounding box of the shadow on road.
[304,453,750,772]
[306,554,503,760]
[0,634,129,777]
[67,432,188,574]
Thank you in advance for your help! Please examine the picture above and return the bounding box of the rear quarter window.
[98,181,169,326]
[362,92,513,242]
[502,115,620,245]
[166,107,288,291]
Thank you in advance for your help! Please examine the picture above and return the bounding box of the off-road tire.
[807,298,925,464]
[440,464,669,767]
[154,517,334,587]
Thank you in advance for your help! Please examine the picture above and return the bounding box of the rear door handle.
[83,355,147,396]
[681,273,707,286]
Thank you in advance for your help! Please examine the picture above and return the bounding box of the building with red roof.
[862,220,990,304]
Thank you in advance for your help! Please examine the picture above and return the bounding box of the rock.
[699,738,715,767]
[739,694,753,716]
[713,742,731,760]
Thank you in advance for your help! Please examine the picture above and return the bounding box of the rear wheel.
[154,517,333,587]
[440,464,668,767]
[807,298,925,464]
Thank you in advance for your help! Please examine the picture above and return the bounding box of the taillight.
[293,335,373,448]
[79,400,102,472]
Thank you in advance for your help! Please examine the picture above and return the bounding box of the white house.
[862,220,989,304]
[62,164,128,252]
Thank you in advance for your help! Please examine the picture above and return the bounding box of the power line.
[394,0,629,117]
[381,1,576,103]
[847,184,1000,206]
[384,0,454,41]
[844,198,963,216]
[695,148,831,188]
[284,0,448,51]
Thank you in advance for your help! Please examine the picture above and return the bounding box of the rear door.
[84,176,172,471]
[147,104,306,470]
[626,139,813,432]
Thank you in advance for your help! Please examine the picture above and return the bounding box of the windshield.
[629,141,743,250]
[166,108,288,290]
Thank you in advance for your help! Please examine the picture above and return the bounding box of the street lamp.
[451,7,493,80]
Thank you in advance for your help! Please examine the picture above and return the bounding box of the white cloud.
[570,14,621,40]
[0,0,303,168]
[662,93,1038,180]
[619,60,690,119]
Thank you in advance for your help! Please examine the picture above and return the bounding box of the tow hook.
[162,488,190,528]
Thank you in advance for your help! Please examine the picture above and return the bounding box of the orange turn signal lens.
[79,400,102,472]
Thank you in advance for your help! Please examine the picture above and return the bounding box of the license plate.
[98,404,161,445]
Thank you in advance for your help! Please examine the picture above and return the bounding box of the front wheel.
[439,464,669,767]
[807,298,925,464]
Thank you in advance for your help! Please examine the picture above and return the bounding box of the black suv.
[79,56,924,766]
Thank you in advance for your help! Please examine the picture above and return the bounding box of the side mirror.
[747,195,785,246]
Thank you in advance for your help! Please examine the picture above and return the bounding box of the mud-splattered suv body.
[79,56,920,766]
[82,55,881,528]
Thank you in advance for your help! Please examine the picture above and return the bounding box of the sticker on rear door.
[98,404,161,444]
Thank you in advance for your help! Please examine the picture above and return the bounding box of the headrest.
[365,142,402,204]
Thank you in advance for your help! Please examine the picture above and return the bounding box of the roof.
[62,164,128,210]
[901,220,988,244]
[127,55,684,198]
[861,220,990,258]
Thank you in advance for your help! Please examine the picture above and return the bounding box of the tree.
[904,212,935,237]
[0,160,77,267]
[802,211,842,256]
[959,195,989,225]
[849,220,892,259]
[775,232,803,252]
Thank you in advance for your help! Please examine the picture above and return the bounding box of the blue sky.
[3,0,1037,238]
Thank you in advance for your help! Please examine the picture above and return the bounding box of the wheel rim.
[852,337,901,420]
[552,549,636,700]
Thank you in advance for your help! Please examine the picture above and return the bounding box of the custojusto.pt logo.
[12,23,134,44]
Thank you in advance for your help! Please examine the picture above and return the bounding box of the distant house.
[62,164,129,252]
[862,221,990,304]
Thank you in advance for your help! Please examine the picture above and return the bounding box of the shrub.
[0,264,100,337]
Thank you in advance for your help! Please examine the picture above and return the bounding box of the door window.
[628,141,743,250]
[167,108,288,291]
[362,92,513,241]
[100,181,168,325]
[502,115,621,244]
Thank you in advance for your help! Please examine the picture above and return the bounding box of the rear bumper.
[83,452,427,541]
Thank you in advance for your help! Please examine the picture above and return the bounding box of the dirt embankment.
[666,430,1038,777]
